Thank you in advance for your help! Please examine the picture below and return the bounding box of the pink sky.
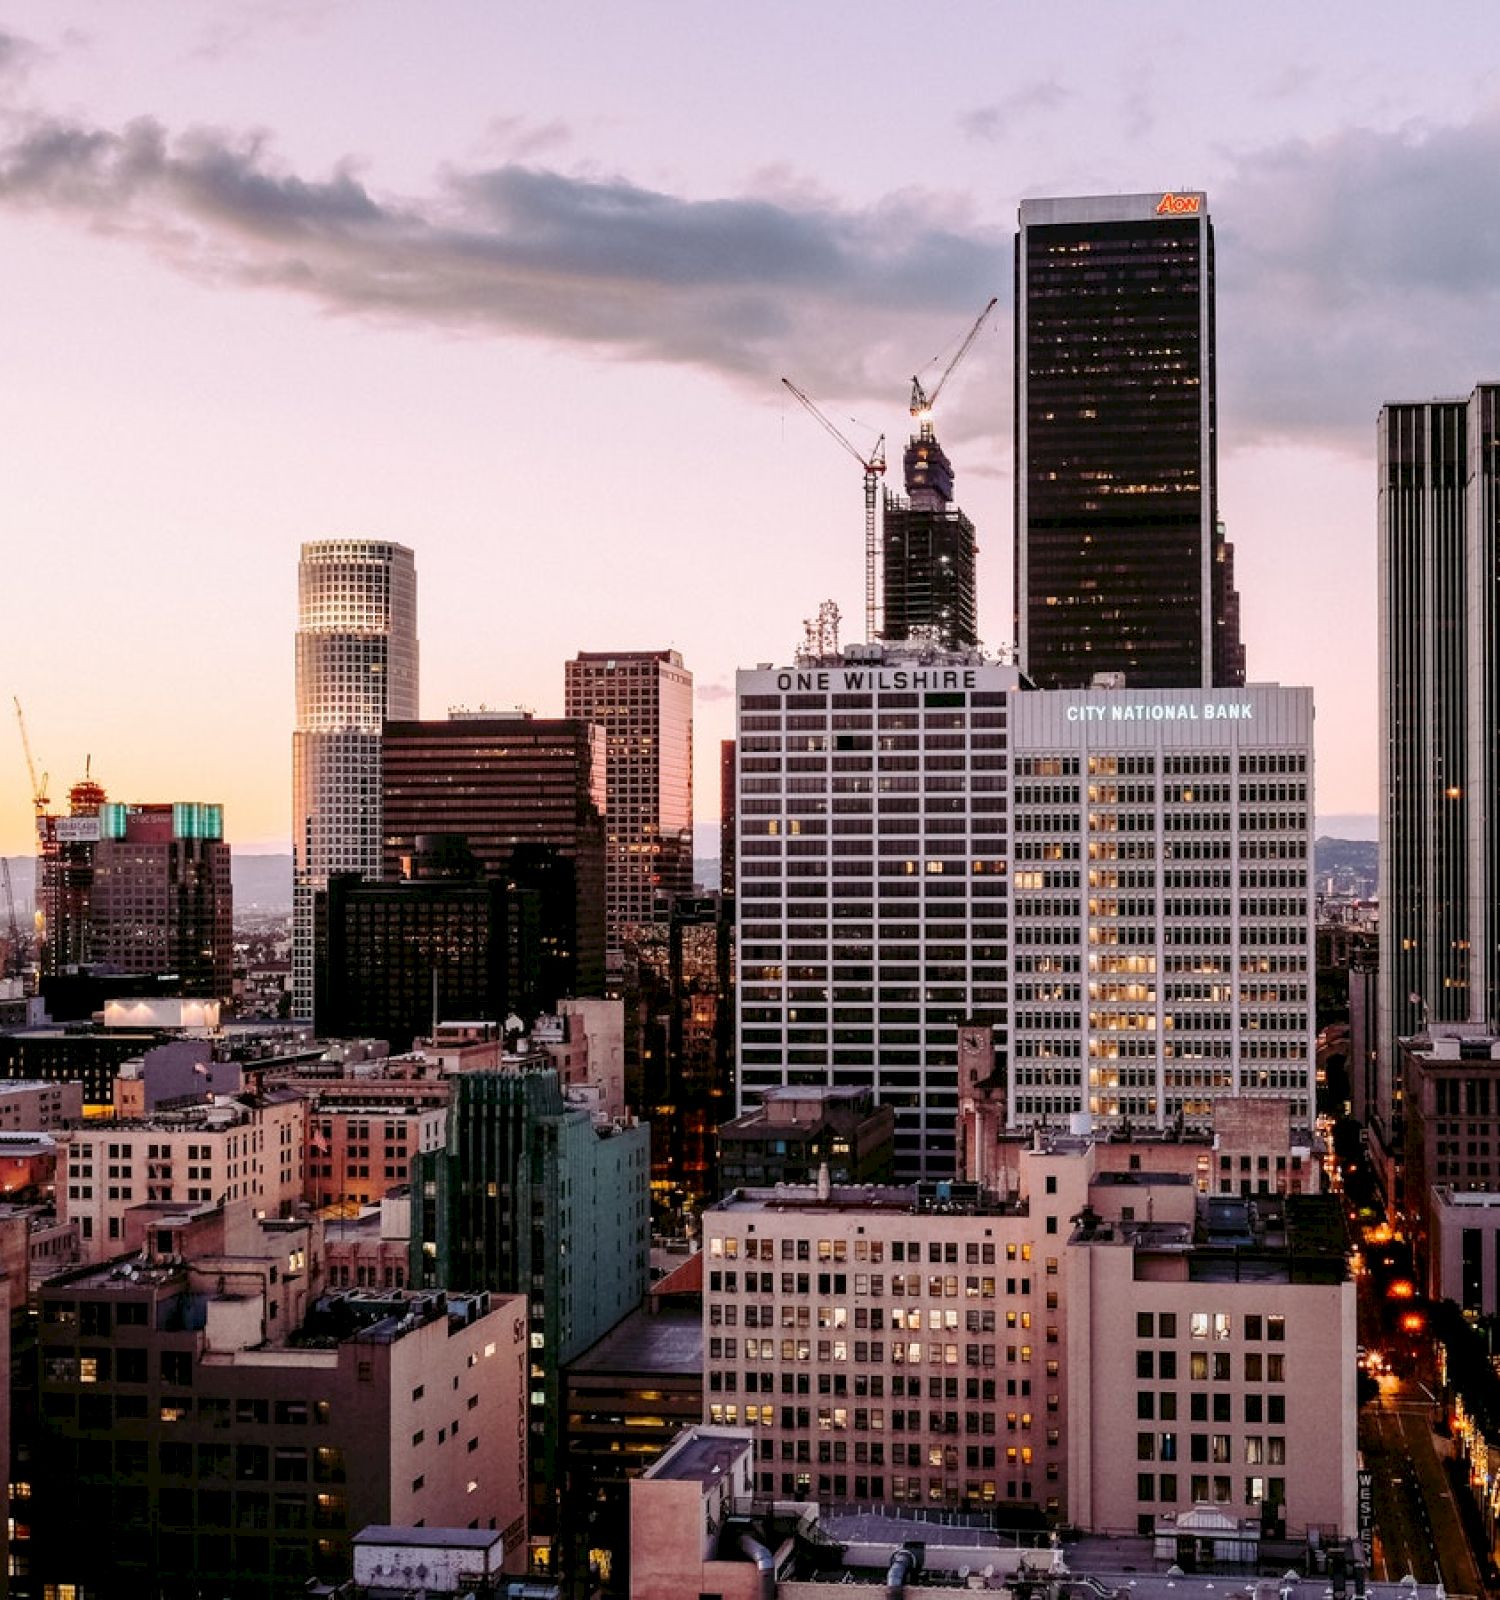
[4,3,1500,854]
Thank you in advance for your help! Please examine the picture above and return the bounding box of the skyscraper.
[881,427,978,649]
[291,540,418,1018]
[314,835,510,1050]
[1007,683,1316,1130]
[1376,385,1500,1163]
[1015,191,1244,689]
[89,800,234,999]
[564,650,694,946]
[735,641,1016,1178]
[411,1067,650,1565]
[382,713,607,1003]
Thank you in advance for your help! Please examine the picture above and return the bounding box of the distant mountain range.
[233,854,293,913]
[0,852,295,917]
[1314,836,1377,894]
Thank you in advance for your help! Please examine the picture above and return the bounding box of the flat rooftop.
[569,1305,702,1377]
[714,1183,1024,1218]
[354,1525,501,1550]
[648,1429,750,1484]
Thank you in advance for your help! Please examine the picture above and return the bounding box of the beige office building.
[703,1129,1353,1537]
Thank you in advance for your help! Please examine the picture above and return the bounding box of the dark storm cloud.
[0,113,1002,396]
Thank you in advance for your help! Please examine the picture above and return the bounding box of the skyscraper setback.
[291,540,419,1018]
[1015,191,1244,689]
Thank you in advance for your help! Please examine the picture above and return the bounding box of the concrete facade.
[702,1138,1353,1538]
[718,1086,896,1190]
[735,646,1019,1178]
[1066,1208,1356,1539]
[58,1091,306,1262]
[304,1084,448,1210]
[0,1080,81,1130]
[33,1266,527,1596]
[1007,684,1315,1130]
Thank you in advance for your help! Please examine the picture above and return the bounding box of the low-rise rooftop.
[569,1304,702,1376]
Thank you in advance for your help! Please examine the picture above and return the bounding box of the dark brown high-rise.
[1015,191,1245,689]
[382,714,607,1001]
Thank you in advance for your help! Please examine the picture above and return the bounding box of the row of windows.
[711,1235,1025,1264]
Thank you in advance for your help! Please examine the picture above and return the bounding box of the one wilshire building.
[735,642,1018,1178]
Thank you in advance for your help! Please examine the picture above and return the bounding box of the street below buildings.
[1343,1146,1490,1598]
[1363,1389,1481,1594]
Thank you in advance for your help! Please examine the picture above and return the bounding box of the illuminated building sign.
[1155,191,1202,215]
[1065,701,1251,723]
[773,668,980,693]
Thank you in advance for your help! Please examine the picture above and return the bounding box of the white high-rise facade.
[1007,684,1315,1129]
[292,541,418,1018]
[735,643,1019,1179]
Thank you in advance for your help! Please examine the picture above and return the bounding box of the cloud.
[957,83,1070,143]
[1217,110,1500,447]
[0,29,40,81]
[2,103,1498,455]
[481,114,573,161]
[187,0,348,63]
[0,112,1004,403]
[695,680,733,703]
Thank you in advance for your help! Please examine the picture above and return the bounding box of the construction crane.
[0,859,19,980]
[909,295,999,440]
[781,377,886,643]
[12,697,47,820]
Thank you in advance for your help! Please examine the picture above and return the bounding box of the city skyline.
[6,5,1500,855]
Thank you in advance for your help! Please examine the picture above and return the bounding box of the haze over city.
[5,1,1500,853]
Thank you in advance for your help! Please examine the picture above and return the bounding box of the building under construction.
[36,772,107,977]
[881,426,979,649]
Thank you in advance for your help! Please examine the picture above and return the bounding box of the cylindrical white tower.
[292,540,418,1019]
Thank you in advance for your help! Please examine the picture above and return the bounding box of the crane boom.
[781,378,887,642]
[12,697,47,816]
[910,295,1000,427]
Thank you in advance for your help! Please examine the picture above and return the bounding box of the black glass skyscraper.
[1015,191,1244,689]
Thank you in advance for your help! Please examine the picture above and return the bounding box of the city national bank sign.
[1065,701,1253,723]
[774,668,979,693]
